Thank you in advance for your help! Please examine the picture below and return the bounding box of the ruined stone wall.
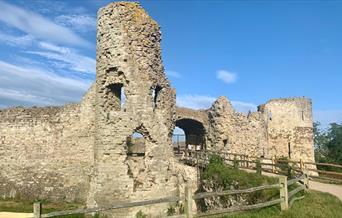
[0,2,314,216]
[207,97,267,157]
[205,96,314,163]
[0,85,96,202]
[258,97,315,162]
[176,107,210,128]
[88,2,194,217]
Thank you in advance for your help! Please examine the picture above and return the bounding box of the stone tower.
[88,2,179,216]
[258,97,315,161]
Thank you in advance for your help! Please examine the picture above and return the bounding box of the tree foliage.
[314,122,342,165]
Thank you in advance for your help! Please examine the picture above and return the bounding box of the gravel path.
[258,170,342,201]
[309,180,342,200]
[0,212,33,218]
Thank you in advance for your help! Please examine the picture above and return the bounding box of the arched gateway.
[175,107,209,150]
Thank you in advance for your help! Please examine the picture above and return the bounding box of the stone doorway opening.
[173,118,206,157]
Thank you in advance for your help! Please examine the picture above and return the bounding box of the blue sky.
[0,0,341,128]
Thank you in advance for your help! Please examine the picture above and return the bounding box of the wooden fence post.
[256,158,262,175]
[279,176,288,211]
[272,156,276,173]
[185,183,193,218]
[33,202,41,218]
[246,155,249,168]
[303,170,310,190]
[300,158,304,172]
[233,155,239,169]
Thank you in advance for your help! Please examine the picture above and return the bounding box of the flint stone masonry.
[176,96,315,163]
[0,86,96,202]
[0,1,315,217]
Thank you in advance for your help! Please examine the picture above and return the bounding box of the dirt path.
[257,169,342,201]
[309,180,342,200]
[0,212,32,218]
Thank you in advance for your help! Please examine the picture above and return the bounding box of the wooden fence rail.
[194,198,284,217]
[34,196,180,218]
[192,184,281,200]
[287,174,305,186]
[33,150,319,218]
[33,173,308,218]
[288,186,305,199]
[184,150,342,183]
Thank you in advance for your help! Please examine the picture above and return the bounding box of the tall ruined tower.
[258,97,315,162]
[88,2,178,216]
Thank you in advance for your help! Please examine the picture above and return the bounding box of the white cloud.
[0,88,56,105]
[166,70,181,78]
[0,32,34,47]
[0,60,91,107]
[177,94,216,109]
[55,14,96,33]
[314,110,342,129]
[26,42,96,74]
[217,70,237,84]
[176,94,256,113]
[231,101,257,113]
[0,1,90,47]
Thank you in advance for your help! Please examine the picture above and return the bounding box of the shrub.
[202,154,279,207]
[276,156,294,178]
[167,204,176,216]
[135,210,147,218]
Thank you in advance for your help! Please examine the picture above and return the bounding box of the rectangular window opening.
[152,86,162,110]
[106,83,124,111]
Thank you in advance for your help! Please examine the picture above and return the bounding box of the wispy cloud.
[26,42,96,74]
[177,94,216,109]
[0,1,90,47]
[314,110,342,129]
[0,88,56,106]
[55,14,96,33]
[231,101,257,113]
[0,32,34,47]
[176,94,256,113]
[217,70,237,84]
[0,60,91,107]
[166,70,181,78]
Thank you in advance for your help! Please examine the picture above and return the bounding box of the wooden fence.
[30,149,338,218]
[182,150,342,184]
[33,196,181,218]
[33,174,308,218]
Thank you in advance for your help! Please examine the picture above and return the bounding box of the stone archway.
[174,107,209,151]
[175,118,206,149]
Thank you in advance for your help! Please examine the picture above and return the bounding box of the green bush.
[276,156,294,178]
[167,204,176,216]
[202,154,279,206]
[135,210,147,218]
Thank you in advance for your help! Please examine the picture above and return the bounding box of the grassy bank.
[201,155,342,218]
[219,190,342,218]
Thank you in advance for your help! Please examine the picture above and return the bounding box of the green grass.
[0,199,85,218]
[203,155,279,189]
[200,154,280,207]
[201,155,342,218]
[212,191,342,218]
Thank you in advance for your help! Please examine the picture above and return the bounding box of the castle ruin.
[0,2,315,217]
